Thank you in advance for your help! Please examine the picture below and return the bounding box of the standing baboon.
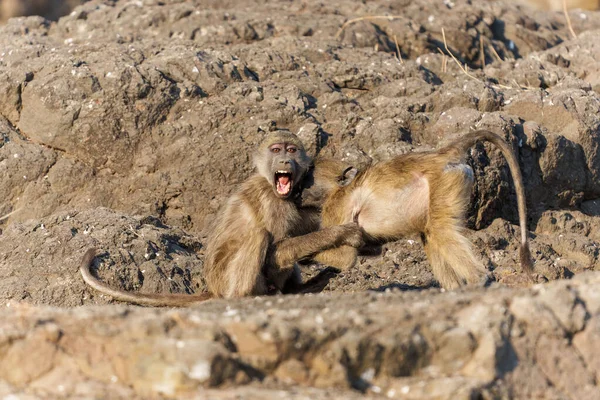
[80,131,363,305]
[301,130,532,290]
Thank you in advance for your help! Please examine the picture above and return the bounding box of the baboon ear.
[340,166,358,186]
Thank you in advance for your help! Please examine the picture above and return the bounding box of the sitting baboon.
[80,131,363,306]
[300,130,533,290]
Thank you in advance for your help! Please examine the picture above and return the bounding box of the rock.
[0,276,597,397]
[0,208,205,307]
[0,0,597,233]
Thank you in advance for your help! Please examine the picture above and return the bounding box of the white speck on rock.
[223,308,238,317]
[189,360,211,382]
[361,368,375,381]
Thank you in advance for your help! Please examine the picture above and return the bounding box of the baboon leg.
[290,267,339,294]
[424,169,485,289]
[281,264,338,294]
[218,230,269,298]
[423,228,486,289]
[313,245,358,270]
[279,265,303,294]
[233,259,272,297]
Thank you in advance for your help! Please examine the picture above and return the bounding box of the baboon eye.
[287,147,297,153]
[270,147,281,153]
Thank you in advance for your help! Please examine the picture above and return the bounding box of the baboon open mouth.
[275,171,293,196]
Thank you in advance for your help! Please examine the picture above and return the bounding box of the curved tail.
[80,248,212,306]
[443,130,534,276]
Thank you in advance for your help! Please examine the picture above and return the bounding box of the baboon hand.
[338,223,365,248]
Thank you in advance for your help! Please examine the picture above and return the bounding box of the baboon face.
[268,143,302,197]
[255,132,311,199]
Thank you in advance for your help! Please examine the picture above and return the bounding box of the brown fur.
[80,131,363,306]
[303,130,533,290]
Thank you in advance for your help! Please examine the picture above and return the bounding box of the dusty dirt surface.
[1,0,600,398]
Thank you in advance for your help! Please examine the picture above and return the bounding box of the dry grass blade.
[0,208,21,222]
[479,36,486,67]
[436,48,448,73]
[335,15,404,39]
[486,38,504,63]
[440,28,482,83]
[563,0,577,39]
[393,34,403,64]
[439,29,516,90]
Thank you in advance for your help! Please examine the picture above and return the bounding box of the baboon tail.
[520,241,534,277]
[80,248,212,306]
[445,130,533,277]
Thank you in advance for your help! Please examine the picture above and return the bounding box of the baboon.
[301,130,533,290]
[80,131,364,306]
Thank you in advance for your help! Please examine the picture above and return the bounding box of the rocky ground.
[0,0,600,398]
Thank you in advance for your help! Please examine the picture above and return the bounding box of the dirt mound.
[1,0,600,397]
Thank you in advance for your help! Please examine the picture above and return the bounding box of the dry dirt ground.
[1,0,600,398]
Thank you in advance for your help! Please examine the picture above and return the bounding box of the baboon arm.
[269,225,355,269]
[266,228,346,290]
